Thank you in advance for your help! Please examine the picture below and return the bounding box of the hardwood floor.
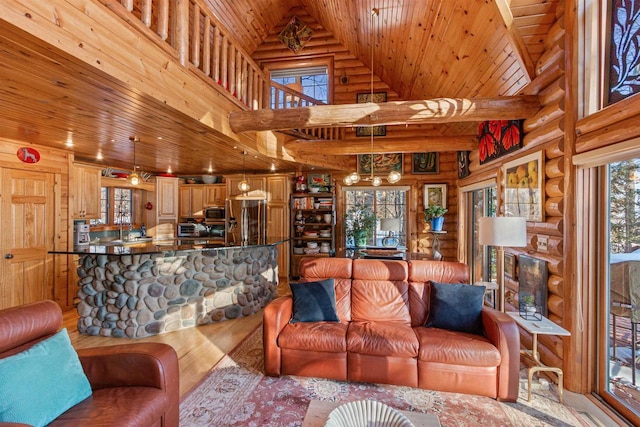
[64,279,291,398]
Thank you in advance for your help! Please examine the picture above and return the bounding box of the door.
[1,168,55,309]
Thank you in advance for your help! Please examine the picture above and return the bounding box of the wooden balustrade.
[108,0,337,139]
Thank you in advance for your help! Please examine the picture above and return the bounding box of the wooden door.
[1,168,55,309]
[156,177,178,220]
[179,186,192,217]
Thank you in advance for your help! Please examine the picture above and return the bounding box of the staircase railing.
[103,0,339,139]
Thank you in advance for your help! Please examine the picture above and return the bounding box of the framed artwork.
[457,151,470,179]
[518,255,548,316]
[478,120,523,165]
[278,16,314,54]
[308,173,331,191]
[424,184,447,210]
[503,151,544,222]
[357,153,402,174]
[356,92,387,136]
[412,153,439,174]
[504,253,516,280]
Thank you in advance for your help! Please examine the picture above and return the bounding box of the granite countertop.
[49,237,289,255]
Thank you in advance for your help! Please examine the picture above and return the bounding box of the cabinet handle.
[4,254,13,259]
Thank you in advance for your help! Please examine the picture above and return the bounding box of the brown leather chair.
[0,301,179,427]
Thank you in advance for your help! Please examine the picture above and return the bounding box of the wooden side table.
[427,230,447,260]
[507,312,571,403]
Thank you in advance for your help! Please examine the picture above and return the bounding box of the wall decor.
[457,150,470,178]
[278,16,314,54]
[355,92,387,136]
[423,184,447,209]
[504,253,516,280]
[503,150,544,222]
[357,153,402,175]
[518,255,548,317]
[16,147,40,163]
[412,153,439,174]
[308,173,331,192]
[478,120,523,165]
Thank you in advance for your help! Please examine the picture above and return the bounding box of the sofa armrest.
[77,342,179,426]
[263,296,293,376]
[481,308,520,402]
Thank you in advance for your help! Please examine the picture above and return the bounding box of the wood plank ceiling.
[0,0,558,175]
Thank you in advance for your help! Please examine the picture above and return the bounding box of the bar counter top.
[50,237,288,256]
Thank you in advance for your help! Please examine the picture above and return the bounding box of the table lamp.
[478,216,527,312]
[380,218,400,248]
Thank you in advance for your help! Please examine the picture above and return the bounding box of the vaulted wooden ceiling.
[0,0,559,175]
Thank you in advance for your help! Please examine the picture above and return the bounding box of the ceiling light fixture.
[128,136,140,186]
[238,150,250,193]
[343,8,400,187]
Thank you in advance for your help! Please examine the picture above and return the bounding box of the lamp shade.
[478,216,527,247]
[380,218,400,232]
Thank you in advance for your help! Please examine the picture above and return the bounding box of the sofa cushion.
[279,322,348,353]
[290,279,340,323]
[415,327,501,367]
[347,321,419,358]
[426,282,485,334]
[0,328,92,426]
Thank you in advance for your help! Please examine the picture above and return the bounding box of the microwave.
[205,206,225,221]
[177,223,208,237]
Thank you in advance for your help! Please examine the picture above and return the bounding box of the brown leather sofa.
[0,301,179,427]
[264,258,520,401]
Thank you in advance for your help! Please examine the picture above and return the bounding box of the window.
[606,0,640,105]
[90,187,134,227]
[459,181,498,284]
[270,65,329,106]
[344,187,408,248]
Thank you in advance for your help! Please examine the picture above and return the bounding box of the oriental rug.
[180,327,596,427]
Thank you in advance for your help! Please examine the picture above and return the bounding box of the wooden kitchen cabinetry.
[71,163,101,219]
[226,175,266,198]
[205,184,226,206]
[155,176,179,220]
[179,185,205,218]
[290,191,336,279]
[267,176,290,277]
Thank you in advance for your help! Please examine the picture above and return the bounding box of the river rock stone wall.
[76,246,279,337]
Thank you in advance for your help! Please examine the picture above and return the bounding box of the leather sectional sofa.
[0,301,179,426]
[264,257,520,401]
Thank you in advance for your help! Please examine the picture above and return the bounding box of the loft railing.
[102,0,340,139]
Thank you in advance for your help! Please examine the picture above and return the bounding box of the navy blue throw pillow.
[425,282,485,334]
[289,278,340,323]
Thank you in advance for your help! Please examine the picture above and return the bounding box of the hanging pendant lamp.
[128,136,140,186]
[238,151,250,193]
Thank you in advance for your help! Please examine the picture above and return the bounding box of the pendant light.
[343,8,400,187]
[238,151,250,193]
[128,136,140,186]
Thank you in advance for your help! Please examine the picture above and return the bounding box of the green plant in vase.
[424,205,448,231]
[345,203,376,247]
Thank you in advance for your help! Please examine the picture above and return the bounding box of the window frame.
[89,187,141,231]
[263,56,335,104]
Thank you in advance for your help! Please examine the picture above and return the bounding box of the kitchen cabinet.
[267,176,290,277]
[71,163,101,218]
[290,191,336,279]
[179,185,205,218]
[226,175,266,198]
[204,184,226,206]
[156,176,179,220]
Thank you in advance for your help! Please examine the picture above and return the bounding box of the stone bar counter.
[51,239,285,338]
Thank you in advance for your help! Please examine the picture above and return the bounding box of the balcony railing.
[104,0,339,139]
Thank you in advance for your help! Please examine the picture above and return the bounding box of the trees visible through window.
[271,66,328,107]
[344,188,407,247]
[90,187,133,226]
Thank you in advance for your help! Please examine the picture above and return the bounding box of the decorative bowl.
[309,187,321,193]
[202,175,216,184]
[324,400,414,427]
[306,242,318,249]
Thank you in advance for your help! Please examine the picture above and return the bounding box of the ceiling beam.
[284,135,478,156]
[228,96,541,133]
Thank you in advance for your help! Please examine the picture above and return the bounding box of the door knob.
[4,254,13,259]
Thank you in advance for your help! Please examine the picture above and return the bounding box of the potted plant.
[520,295,536,313]
[345,203,376,247]
[424,205,448,231]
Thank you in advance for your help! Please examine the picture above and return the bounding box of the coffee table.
[302,400,440,427]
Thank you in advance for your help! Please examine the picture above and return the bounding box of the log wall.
[252,7,459,261]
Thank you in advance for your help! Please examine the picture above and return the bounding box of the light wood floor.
[64,280,291,399]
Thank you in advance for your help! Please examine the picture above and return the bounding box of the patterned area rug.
[180,327,594,426]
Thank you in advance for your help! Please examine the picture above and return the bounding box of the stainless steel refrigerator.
[226,195,267,246]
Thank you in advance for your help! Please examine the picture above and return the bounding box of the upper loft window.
[606,0,640,105]
[270,66,329,107]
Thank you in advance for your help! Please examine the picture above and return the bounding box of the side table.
[507,312,571,403]
[427,230,447,260]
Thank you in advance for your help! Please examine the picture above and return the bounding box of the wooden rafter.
[228,96,541,133]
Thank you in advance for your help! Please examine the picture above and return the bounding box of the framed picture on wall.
[412,153,439,174]
[355,92,387,136]
[357,153,402,174]
[502,151,544,222]
[423,184,447,210]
